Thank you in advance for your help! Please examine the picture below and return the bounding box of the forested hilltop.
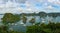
[0,12,60,33]
[19,12,60,17]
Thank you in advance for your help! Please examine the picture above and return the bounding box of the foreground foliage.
[26,22,60,33]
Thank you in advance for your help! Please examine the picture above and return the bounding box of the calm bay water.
[0,14,60,32]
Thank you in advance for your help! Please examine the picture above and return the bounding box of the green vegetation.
[29,18,35,25]
[22,16,27,24]
[0,13,60,33]
[39,12,47,18]
[26,22,60,33]
[2,13,20,24]
[0,25,24,33]
[0,25,8,33]
[0,13,22,33]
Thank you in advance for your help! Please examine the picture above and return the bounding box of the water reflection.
[20,21,24,24]
[9,27,13,31]
[0,15,60,25]
[0,15,60,32]
[23,24,26,26]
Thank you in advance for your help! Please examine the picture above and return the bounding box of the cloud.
[0,0,21,14]
[3,0,27,3]
[0,0,60,13]
[0,0,37,13]
[47,5,53,9]
[48,0,56,3]
[47,0,60,5]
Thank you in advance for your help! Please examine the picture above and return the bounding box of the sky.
[0,0,60,14]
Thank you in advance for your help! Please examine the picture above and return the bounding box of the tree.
[26,22,60,33]
[0,25,8,33]
[39,12,47,18]
[48,13,57,18]
[48,13,57,22]
[29,18,35,25]
[1,13,21,33]
[2,13,20,24]
[22,16,27,24]
[38,12,47,23]
[26,25,47,33]
[47,22,56,33]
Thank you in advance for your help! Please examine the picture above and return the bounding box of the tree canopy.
[22,16,27,24]
[29,18,35,24]
[2,13,20,24]
[26,22,60,33]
